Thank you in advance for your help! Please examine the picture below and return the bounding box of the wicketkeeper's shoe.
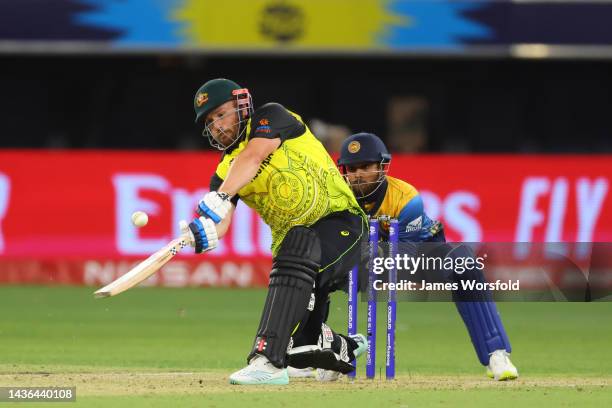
[486,349,519,381]
[229,354,289,385]
[317,333,367,382]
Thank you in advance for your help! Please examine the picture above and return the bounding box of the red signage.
[1,151,610,287]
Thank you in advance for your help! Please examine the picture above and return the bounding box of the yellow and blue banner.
[0,0,611,51]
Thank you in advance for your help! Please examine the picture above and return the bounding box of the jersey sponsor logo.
[340,230,349,236]
[348,141,360,153]
[195,92,208,107]
[255,125,271,133]
[406,216,422,232]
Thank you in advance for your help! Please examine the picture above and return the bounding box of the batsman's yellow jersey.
[215,105,364,255]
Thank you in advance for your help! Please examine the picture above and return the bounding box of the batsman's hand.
[196,191,232,223]
[180,218,218,254]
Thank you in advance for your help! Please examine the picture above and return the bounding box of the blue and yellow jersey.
[363,176,443,242]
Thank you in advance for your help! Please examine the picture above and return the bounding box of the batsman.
[182,79,368,385]
[337,132,519,381]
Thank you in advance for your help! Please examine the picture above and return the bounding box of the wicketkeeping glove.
[180,217,219,254]
[196,191,233,223]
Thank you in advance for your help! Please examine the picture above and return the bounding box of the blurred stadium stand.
[1,0,611,152]
[1,56,611,152]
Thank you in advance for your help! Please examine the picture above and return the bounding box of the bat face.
[94,236,189,298]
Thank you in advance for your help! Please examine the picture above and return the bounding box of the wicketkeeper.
[337,132,519,381]
[181,79,369,385]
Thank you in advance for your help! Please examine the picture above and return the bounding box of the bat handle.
[179,221,195,248]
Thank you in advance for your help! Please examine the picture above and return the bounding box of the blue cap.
[337,132,391,165]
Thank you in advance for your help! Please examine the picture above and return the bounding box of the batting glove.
[196,191,232,224]
[180,217,219,254]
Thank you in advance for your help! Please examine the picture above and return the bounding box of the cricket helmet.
[193,78,253,150]
[337,132,391,166]
[337,132,391,200]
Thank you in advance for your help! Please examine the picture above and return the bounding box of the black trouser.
[292,210,365,347]
[248,210,365,367]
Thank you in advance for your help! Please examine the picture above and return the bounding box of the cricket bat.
[94,234,192,298]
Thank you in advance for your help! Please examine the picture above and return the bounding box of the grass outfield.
[0,286,610,407]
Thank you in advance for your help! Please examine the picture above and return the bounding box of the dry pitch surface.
[1,371,609,396]
[1,370,610,407]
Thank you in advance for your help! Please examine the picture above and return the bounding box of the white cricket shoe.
[317,333,368,382]
[317,368,341,382]
[486,350,519,381]
[287,366,315,378]
[229,354,289,385]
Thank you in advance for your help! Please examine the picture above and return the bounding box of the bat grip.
[179,221,196,247]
